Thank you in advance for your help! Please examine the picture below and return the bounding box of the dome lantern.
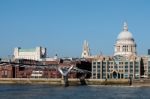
[123,22,128,31]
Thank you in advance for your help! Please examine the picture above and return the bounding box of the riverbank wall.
[132,79,150,87]
[0,78,130,86]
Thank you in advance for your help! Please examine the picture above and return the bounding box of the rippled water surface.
[0,84,150,99]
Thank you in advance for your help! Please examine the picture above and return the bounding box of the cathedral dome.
[117,31,133,40]
[117,22,133,40]
[114,22,137,57]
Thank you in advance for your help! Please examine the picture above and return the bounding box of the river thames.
[0,84,150,99]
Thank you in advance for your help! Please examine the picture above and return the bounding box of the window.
[123,45,125,52]
[125,66,128,69]
[97,62,100,65]
[135,70,139,72]
[135,62,139,66]
[93,77,96,79]
[102,71,106,74]
[120,66,123,68]
[93,62,96,65]
[135,65,139,68]
[119,62,123,64]
[103,62,106,65]
[102,68,106,71]
[93,73,96,76]
[93,69,96,73]
[97,74,100,79]
[122,45,128,52]
[130,74,133,77]
[110,62,113,64]
[130,62,133,65]
[102,77,106,79]
[93,66,96,68]
[97,69,100,73]
[103,65,106,69]
[115,66,117,69]
[126,46,128,52]
[125,62,128,65]
[124,74,128,79]
[125,70,128,72]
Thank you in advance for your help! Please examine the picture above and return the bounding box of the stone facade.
[14,46,46,61]
[81,40,91,58]
[114,22,136,57]
[92,55,141,79]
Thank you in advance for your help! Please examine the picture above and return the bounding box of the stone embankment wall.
[0,78,130,86]
[132,79,150,86]
[85,79,130,85]
[0,78,62,85]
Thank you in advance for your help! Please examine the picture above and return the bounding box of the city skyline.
[0,0,150,57]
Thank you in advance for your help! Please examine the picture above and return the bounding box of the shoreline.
[0,78,149,87]
[0,78,129,86]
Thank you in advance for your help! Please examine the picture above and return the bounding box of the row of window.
[93,61,138,64]
[93,66,139,70]
[93,68,139,73]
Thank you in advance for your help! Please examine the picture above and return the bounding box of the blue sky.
[0,0,150,57]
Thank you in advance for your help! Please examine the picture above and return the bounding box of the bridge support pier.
[61,76,69,87]
[63,76,69,87]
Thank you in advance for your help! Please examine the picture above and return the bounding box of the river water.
[0,84,149,99]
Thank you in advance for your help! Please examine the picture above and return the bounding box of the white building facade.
[14,46,46,61]
[114,22,137,57]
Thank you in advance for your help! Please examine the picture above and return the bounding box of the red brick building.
[0,63,13,78]
[0,58,91,79]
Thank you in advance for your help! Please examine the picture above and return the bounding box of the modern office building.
[14,46,46,61]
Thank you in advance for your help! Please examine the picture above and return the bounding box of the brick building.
[0,63,13,78]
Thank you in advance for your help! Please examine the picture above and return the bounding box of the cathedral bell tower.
[81,40,91,58]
